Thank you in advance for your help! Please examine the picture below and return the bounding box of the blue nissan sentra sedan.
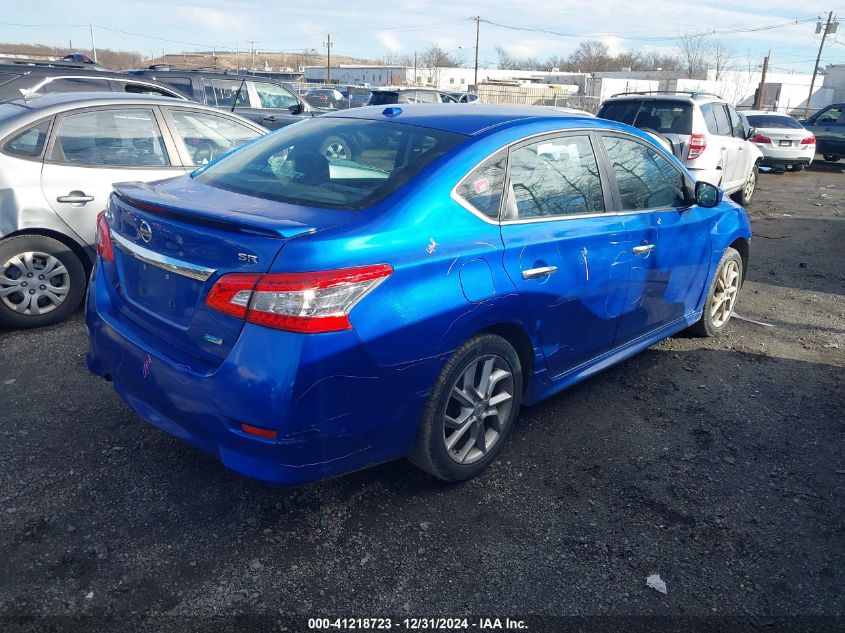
[86,104,751,485]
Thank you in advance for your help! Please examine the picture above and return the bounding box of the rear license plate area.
[779,140,792,147]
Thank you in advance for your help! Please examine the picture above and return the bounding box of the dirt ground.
[0,160,843,630]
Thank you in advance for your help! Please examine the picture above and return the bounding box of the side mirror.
[695,181,722,208]
[289,102,303,114]
[745,126,756,141]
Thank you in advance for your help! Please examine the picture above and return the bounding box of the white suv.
[597,92,762,205]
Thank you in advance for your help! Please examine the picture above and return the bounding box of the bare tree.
[712,40,733,81]
[568,40,612,72]
[677,34,710,79]
[496,45,517,70]
[419,44,462,68]
[381,51,400,66]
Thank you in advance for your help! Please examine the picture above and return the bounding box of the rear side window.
[3,119,51,158]
[602,136,686,210]
[38,77,111,93]
[194,118,465,210]
[708,103,732,136]
[119,82,176,98]
[205,79,249,108]
[506,135,604,219]
[154,76,195,98]
[49,108,170,167]
[455,151,507,219]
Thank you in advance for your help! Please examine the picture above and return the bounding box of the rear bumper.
[85,263,432,485]
[755,146,815,166]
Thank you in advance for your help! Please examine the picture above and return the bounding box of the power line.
[480,15,818,42]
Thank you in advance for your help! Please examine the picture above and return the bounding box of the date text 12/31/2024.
[307,618,529,630]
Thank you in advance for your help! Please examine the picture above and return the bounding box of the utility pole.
[472,16,481,88]
[805,12,838,118]
[325,34,333,84]
[754,51,770,110]
[248,40,257,72]
[89,21,97,63]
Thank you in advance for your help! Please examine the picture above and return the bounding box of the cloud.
[378,31,401,52]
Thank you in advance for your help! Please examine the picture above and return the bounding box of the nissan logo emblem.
[138,220,152,243]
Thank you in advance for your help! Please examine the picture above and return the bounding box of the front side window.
[205,79,250,108]
[3,119,51,158]
[816,106,843,124]
[49,108,170,167]
[602,136,687,211]
[167,109,260,166]
[250,81,298,109]
[455,151,507,219]
[506,135,604,219]
[194,118,465,210]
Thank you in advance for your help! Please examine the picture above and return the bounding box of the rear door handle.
[522,265,558,279]
[57,193,94,204]
[633,244,656,255]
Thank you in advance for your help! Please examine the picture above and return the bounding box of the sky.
[1,0,844,74]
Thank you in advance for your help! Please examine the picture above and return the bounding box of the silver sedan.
[0,92,266,328]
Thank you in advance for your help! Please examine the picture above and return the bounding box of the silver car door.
[40,106,185,245]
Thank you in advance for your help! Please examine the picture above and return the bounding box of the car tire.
[319,135,354,161]
[730,164,758,206]
[0,234,86,329]
[690,247,743,338]
[823,155,840,163]
[408,334,523,482]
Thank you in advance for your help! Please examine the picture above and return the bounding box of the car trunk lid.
[105,175,353,364]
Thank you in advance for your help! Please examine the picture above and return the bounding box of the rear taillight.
[205,264,393,333]
[687,133,707,160]
[801,135,816,145]
[204,273,261,319]
[750,133,772,144]
[95,210,115,263]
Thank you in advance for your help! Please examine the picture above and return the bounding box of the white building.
[303,64,407,86]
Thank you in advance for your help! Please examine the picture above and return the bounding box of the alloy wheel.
[0,251,71,316]
[324,142,350,160]
[710,259,740,327]
[743,169,756,200]
[443,354,515,465]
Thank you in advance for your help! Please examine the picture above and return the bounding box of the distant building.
[303,64,406,86]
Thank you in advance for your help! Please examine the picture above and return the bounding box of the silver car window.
[49,108,170,167]
[168,109,260,166]
[3,119,51,159]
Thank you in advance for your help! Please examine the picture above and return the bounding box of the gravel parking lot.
[1,161,843,629]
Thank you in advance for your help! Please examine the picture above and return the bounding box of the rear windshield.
[744,114,803,130]
[193,117,465,210]
[599,99,693,135]
[368,91,399,105]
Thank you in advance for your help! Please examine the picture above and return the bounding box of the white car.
[598,92,763,206]
[741,110,815,171]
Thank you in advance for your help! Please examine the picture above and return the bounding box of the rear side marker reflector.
[206,264,393,333]
[240,424,278,440]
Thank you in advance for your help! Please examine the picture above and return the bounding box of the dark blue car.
[86,105,751,485]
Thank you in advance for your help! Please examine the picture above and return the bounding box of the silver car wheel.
[743,168,756,200]
[324,142,350,160]
[0,251,71,316]
[443,354,515,465]
[710,259,740,327]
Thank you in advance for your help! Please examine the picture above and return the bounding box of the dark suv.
[0,58,187,102]
[366,87,459,105]
[126,67,318,130]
